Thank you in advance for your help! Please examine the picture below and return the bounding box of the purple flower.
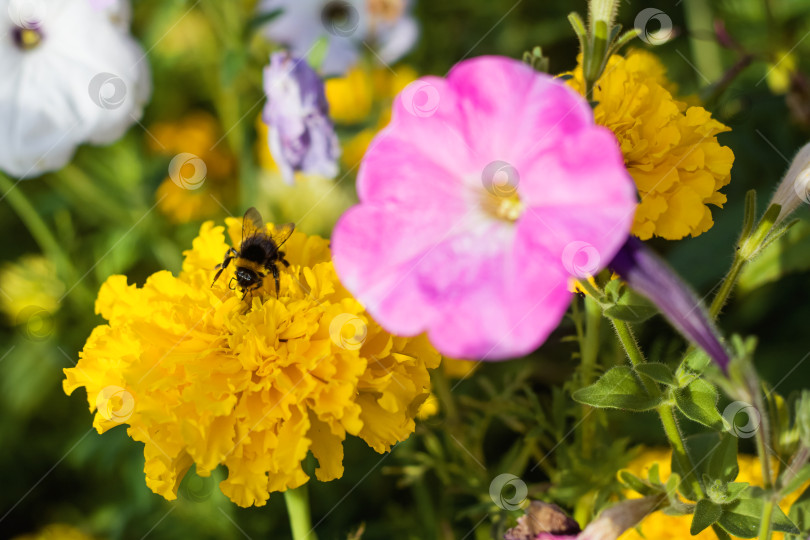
[610,237,730,370]
[262,52,340,184]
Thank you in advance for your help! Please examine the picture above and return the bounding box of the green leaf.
[635,363,677,387]
[782,463,810,497]
[648,463,661,486]
[676,349,712,383]
[572,366,662,411]
[619,470,661,496]
[738,219,810,292]
[707,435,739,484]
[246,8,283,32]
[691,499,722,535]
[674,378,724,429]
[718,490,800,537]
[604,289,657,323]
[788,485,810,537]
[604,303,657,323]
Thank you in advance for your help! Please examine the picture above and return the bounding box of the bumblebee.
[212,208,295,298]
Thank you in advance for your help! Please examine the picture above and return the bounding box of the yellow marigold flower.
[619,448,810,540]
[63,217,440,508]
[567,51,735,240]
[417,392,439,420]
[150,112,236,224]
[442,356,479,379]
[341,128,377,170]
[13,524,95,540]
[0,254,64,324]
[326,67,375,124]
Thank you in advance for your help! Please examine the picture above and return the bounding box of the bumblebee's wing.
[271,223,295,248]
[242,207,265,243]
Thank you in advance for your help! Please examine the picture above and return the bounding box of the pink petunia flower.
[331,56,637,359]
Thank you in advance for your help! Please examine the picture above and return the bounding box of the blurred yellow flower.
[567,51,735,240]
[150,112,236,224]
[0,255,64,324]
[326,67,375,124]
[767,51,797,95]
[13,524,95,540]
[442,356,479,379]
[63,217,439,507]
[619,448,809,540]
[417,393,439,419]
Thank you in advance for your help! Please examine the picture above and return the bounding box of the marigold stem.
[284,484,318,540]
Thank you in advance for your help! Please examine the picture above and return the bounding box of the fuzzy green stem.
[0,172,92,305]
[581,296,602,458]
[611,318,645,366]
[285,485,317,540]
[758,499,775,540]
[658,404,705,500]
[709,254,745,319]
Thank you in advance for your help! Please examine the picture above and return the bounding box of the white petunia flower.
[0,0,151,178]
[258,0,419,76]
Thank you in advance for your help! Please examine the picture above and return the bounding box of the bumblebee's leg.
[212,253,234,287]
[279,252,290,267]
[272,264,281,297]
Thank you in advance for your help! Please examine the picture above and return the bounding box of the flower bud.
[769,142,810,224]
